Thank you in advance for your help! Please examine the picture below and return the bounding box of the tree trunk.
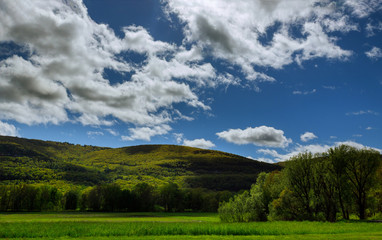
[359,193,367,220]
[337,190,349,220]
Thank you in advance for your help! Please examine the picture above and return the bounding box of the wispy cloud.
[87,131,104,139]
[293,89,317,95]
[323,85,336,90]
[365,46,382,59]
[366,21,382,37]
[346,110,379,116]
[344,0,382,18]
[106,129,119,136]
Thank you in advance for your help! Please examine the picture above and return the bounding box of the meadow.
[0,212,381,240]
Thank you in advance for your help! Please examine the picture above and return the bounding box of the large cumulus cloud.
[0,0,216,137]
[163,0,362,81]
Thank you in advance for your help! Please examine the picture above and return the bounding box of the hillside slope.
[0,136,281,191]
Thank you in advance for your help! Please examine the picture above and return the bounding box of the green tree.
[345,148,380,219]
[132,183,156,212]
[312,157,337,222]
[64,189,79,210]
[100,184,122,211]
[270,188,302,220]
[218,173,270,222]
[327,145,353,220]
[39,185,62,211]
[87,186,102,211]
[284,152,316,220]
[159,182,183,212]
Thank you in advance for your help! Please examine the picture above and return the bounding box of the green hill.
[0,136,281,191]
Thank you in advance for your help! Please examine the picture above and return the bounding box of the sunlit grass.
[0,212,381,239]
[0,212,219,223]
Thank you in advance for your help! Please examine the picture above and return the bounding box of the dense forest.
[0,136,279,212]
[0,182,232,212]
[0,136,280,192]
[219,145,382,222]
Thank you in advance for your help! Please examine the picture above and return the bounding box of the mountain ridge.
[0,135,281,191]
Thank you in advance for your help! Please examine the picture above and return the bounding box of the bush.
[218,184,267,223]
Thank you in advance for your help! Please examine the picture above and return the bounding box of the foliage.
[159,182,183,212]
[0,136,281,192]
[0,181,232,213]
[218,173,270,222]
[220,145,382,222]
[0,184,62,211]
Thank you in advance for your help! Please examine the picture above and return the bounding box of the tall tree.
[345,148,380,219]
[327,145,353,220]
[159,182,183,212]
[284,152,316,220]
[132,183,156,212]
[312,158,337,222]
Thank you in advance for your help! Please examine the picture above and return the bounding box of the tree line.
[219,145,382,222]
[0,182,232,212]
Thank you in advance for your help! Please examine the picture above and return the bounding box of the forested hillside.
[0,136,280,191]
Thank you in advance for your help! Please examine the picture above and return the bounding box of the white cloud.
[0,121,19,137]
[366,127,373,130]
[164,0,353,82]
[258,141,382,162]
[293,89,317,95]
[217,125,291,148]
[366,21,382,37]
[257,157,277,164]
[173,133,184,144]
[300,132,318,142]
[365,47,382,60]
[248,154,276,163]
[173,133,215,149]
[321,15,358,33]
[344,0,382,18]
[0,0,216,133]
[257,149,282,158]
[106,129,119,136]
[87,131,104,138]
[346,110,379,116]
[335,140,379,151]
[183,138,215,149]
[122,125,171,141]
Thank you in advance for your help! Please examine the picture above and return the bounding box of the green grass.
[0,212,381,240]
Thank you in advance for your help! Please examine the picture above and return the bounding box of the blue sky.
[0,0,381,162]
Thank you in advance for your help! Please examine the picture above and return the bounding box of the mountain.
[0,136,281,191]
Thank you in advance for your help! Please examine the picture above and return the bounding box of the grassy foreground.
[0,212,381,240]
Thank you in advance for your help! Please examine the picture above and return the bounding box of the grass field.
[0,212,381,240]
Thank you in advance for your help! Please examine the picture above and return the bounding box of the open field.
[0,212,381,240]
